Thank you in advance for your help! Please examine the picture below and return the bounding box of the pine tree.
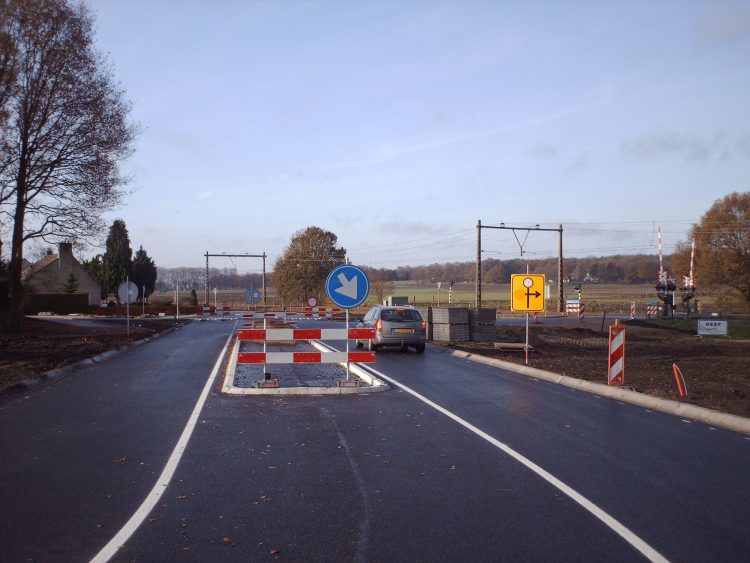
[131,246,157,300]
[62,271,79,293]
[102,220,132,300]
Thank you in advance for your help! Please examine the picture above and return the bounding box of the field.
[448,318,750,418]
[149,281,735,317]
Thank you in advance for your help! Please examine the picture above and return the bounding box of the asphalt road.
[1,318,749,562]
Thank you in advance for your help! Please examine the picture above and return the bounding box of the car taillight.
[421,321,426,333]
[376,320,383,333]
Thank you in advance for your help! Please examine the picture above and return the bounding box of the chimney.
[58,242,74,272]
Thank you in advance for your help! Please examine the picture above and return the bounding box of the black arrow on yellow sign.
[526,288,541,309]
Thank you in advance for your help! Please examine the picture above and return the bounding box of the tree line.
[154,268,265,292]
[268,192,749,304]
[363,254,661,286]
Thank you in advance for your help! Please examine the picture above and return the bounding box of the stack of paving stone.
[469,308,497,341]
[415,306,433,340]
[432,307,470,341]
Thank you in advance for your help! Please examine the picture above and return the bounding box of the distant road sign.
[117,281,138,304]
[244,287,261,305]
[325,265,369,309]
[307,296,318,307]
[511,274,546,312]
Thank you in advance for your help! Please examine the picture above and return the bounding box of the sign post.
[325,264,370,381]
[510,273,546,365]
[117,278,138,336]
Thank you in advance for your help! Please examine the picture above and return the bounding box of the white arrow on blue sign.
[325,264,370,309]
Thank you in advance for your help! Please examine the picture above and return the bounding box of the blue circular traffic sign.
[325,265,370,309]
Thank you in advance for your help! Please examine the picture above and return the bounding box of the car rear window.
[380,309,421,322]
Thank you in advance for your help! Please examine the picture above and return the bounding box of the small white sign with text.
[697,320,728,336]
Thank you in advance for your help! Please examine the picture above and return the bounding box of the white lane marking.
[90,323,238,563]
[361,364,668,563]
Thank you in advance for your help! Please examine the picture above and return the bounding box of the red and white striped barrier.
[236,327,377,365]
[646,303,658,319]
[238,351,375,364]
[608,320,625,386]
[243,311,287,319]
[301,306,344,318]
[238,328,375,341]
[566,300,585,319]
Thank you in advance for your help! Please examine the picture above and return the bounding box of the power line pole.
[204,252,268,307]
[475,222,564,312]
[558,224,564,314]
[476,219,482,306]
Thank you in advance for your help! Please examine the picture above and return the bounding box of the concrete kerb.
[443,346,750,436]
[221,338,389,396]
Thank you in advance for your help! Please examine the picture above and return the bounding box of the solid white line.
[90,323,238,563]
[361,364,668,563]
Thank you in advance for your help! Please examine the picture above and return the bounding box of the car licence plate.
[393,328,414,334]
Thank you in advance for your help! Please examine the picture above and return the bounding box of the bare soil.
[0,316,189,392]
[447,319,750,418]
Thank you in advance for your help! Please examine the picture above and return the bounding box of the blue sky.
[86,0,750,272]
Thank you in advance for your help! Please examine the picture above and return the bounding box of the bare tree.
[0,0,136,330]
[368,268,394,305]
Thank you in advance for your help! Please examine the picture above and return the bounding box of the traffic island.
[221,338,388,395]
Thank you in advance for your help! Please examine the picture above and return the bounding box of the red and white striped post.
[608,319,625,386]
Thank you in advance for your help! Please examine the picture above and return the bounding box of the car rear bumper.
[375,335,426,347]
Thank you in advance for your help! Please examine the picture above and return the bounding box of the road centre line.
[359,363,668,563]
[90,322,238,563]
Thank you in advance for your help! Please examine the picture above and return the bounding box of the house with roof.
[22,242,101,309]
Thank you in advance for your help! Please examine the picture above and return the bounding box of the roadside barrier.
[646,302,658,319]
[301,306,345,319]
[608,320,625,386]
[238,351,376,364]
[236,328,376,364]
[241,311,296,327]
[566,300,585,320]
[238,328,375,341]
[243,311,288,319]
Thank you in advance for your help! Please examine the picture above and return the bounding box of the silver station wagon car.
[355,305,426,353]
